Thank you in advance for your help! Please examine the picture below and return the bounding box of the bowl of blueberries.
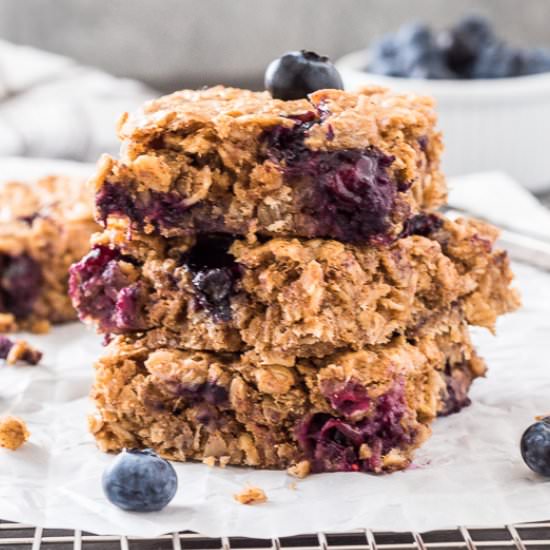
[336,15,550,191]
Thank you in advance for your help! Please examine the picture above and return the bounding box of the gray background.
[0,0,549,92]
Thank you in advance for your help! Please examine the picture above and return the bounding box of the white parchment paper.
[0,263,547,538]
[0,160,549,536]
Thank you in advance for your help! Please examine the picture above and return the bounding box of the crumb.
[219,455,230,468]
[202,456,216,467]
[233,486,267,505]
[0,416,30,450]
[0,336,42,365]
[287,460,311,479]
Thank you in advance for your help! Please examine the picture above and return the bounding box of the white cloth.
[0,40,154,161]
[449,171,550,241]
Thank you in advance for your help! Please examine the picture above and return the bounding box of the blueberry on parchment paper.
[521,417,550,477]
[102,448,178,512]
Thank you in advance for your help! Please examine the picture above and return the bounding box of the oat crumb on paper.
[234,486,267,505]
[219,456,230,468]
[287,460,311,479]
[0,416,30,450]
[202,456,216,467]
[0,335,42,365]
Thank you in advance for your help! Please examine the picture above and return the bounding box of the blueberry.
[396,23,455,79]
[396,21,434,50]
[521,418,550,476]
[262,117,397,243]
[191,268,236,321]
[368,35,404,77]
[368,22,456,80]
[519,48,550,76]
[182,235,241,322]
[471,42,523,78]
[406,50,456,79]
[440,14,495,77]
[102,449,178,512]
[265,50,344,100]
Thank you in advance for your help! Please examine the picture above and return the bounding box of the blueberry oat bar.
[0,176,97,332]
[70,214,519,362]
[93,86,446,244]
[90,322,483,474]
[80,60,519,476]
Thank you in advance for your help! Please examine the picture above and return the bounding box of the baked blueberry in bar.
[89,324,484,474]
[0,176,97,332]
[70,214,519,362]
[92,86,446,244]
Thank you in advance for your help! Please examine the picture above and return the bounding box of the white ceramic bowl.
[337,49,550,192]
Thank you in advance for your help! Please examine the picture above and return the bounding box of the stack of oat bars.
[70,86,519,475]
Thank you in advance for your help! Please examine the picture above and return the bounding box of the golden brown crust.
[93,86,446,243]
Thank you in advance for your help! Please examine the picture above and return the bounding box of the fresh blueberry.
[396,21,434,50]
[265,50,344,100]
[471,42,523,78]
[398,23,456,79]
[406,50,456,79]
[102,449,178,512]
[521,418,550,476]
[368,35,404,77]
[368,22,455,80]
[439,14,495,77]
[519,47,550,76]
[181,235,241,321]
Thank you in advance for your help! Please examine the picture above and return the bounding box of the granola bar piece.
[234,486,267,504]
[0,416,30,450]
[0,335,42,365]
[0,175,97,331]
[70,215,519,362]
[93,86,446,245]
[89,322,484,475]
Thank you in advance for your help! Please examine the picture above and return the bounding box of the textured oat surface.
[0,175,97,331]
[89,321,483,474]
[74,215,519,363]
[93,86,446,243]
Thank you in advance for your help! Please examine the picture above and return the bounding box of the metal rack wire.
[2,521,550,550]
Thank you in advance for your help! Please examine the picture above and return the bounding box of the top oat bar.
[93,86,446,244]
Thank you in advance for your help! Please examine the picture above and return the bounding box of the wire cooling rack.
[1,521,550,550]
